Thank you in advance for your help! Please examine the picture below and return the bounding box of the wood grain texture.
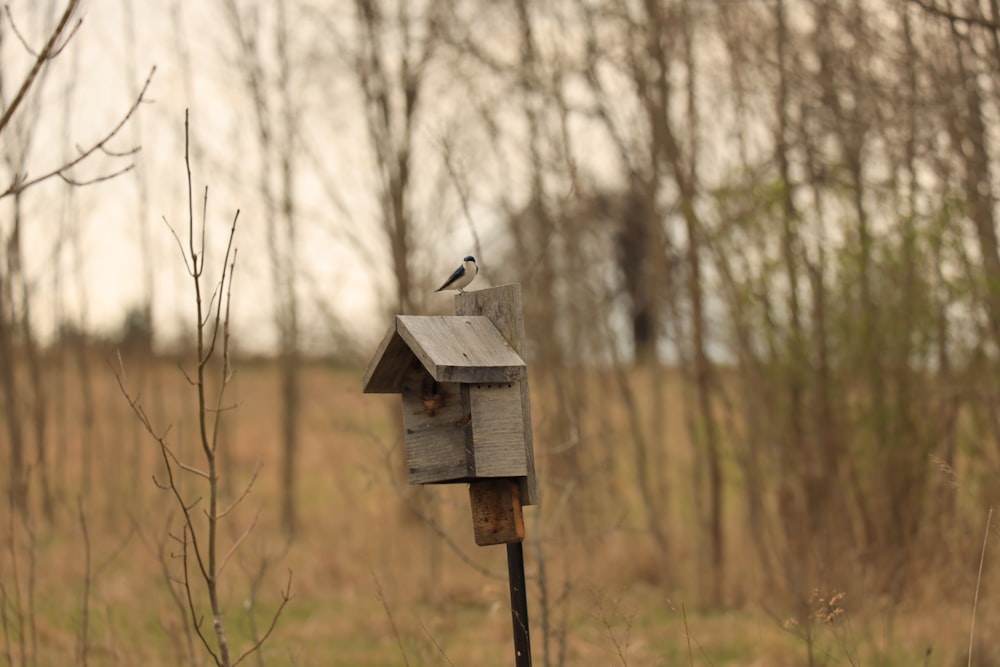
[364,314,527,393]
[469,478,524,545]
[468,383,528,477]
[396,315,526,383]
[361,323,411,393]
[399,365,471,484]
[455,284,539,505]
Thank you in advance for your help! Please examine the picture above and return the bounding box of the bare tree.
[351,0,440,315]
[221,0,303,538]
[0,0,152,513]
[115,112,290,667]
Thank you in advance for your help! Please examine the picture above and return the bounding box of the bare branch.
[201,281,223,331]
[232,571,293,667]
[163,216,195,276]
[206,403,240,414]
[9,2,86,61]
[97,142,141,159]
[1,66,156,198]
[420,622,456,666]
[93,522,136,580]
[56,162,136,188]
[438,133,484,269]
[5,5,42,57]
[162,448,211,481]
[75,496,92,666]
[177,361,198,387]
[372,571,411,667]
[181,526,221,666]
[112,353,213,603]
[908,0,1000,29]
[217,461,261,520]
[200,186,209,277]
[111,356,209,480]
[216,509,261,578]
[115,109,282,667]
[202,212,240,368]
[0,0,82,135]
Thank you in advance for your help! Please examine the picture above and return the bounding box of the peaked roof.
[362,315,527,393]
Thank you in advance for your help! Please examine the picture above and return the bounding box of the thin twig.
[5,4,44,57]
[671,599,715,667]
[373,572,410,667]
[0,0,82,135]
[969,507,993,667]
[111,356,210,480]
[233,570,293,667]
[163,216,195,276]
[682,602,694,667]
[216,509,261,578]
[909,0,1000,29]
[132,499,195,660]
[1,66,155,198]
[97,142,141,158]
[180,525,220,665]
[202,212,239,373]
[76,497,91,667]
[217,461,261,519]
[420,622,456,666]
[1,580,15,666]
[56,162,137,187]
[593,590,630,667]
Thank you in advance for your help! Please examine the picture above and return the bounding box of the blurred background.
[2,0,1000,664]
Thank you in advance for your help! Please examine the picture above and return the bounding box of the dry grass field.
[0,350,995,666]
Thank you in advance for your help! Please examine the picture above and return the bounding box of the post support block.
[469,478,524,546]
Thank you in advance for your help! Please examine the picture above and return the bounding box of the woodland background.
[2,0,1000,665]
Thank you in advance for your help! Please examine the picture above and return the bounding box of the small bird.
[434,255,478,293]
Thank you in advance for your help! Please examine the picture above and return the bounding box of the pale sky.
[4,1,496,356]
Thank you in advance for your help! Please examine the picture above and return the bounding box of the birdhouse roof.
[362,315,527,393]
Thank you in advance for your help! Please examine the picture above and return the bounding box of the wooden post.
[456,284,534,666]
[456,284,535,545]
[455,284,538,505]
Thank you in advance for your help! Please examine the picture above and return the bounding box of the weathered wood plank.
[399,366,471,484]
[455,285,539,505]
[396,315,526,383]
[361,324,412,394]
[468,383,528,477]
[469,478,524,545]
[364,314,527,393]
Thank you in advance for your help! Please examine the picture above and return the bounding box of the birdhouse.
[363,313,535,493]
[362,284,538,522]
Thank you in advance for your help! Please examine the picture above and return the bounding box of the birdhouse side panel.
[400,369,472,484]
[468,383,528,478]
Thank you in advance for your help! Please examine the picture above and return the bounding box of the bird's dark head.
[464,255,476,263]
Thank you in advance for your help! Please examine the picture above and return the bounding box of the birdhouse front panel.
[400,364,471,485]
[466,383,528,478]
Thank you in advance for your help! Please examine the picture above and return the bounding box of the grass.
[0,352,995,665]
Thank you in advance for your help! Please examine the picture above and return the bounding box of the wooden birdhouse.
[363,313,532,479]
[362,284,538,544]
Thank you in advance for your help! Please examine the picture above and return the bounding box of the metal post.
[506,541,532,666]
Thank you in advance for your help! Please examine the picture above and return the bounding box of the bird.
[434,255,478,293]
